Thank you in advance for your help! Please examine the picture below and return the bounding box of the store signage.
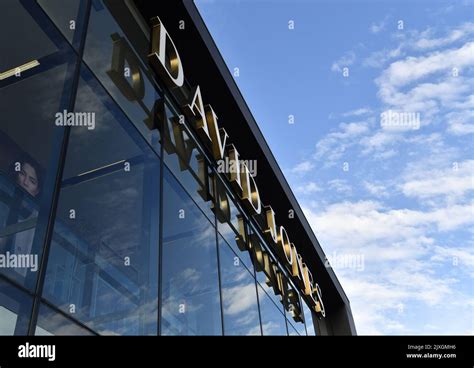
[136,16,325,318]
[107,17,326,320]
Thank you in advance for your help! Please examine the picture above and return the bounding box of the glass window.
[287,321,299,336]
[302,300,316,336]
[161,168,222,336]
[35,304,93,335]
[216,181,254,272]
[42,67,160,335]
[257,286,287,336]
[289,294,307,336]
[286,289,306,336]
[0,279,32,335]
[288,318,305,336]
[83,0,161,152]
[0,0,77,288]
[256,272,285,313]
[161,103,216,224]
[254,236,286,314]
[219,237,260,336]
[0,0,58,72]
[249,222,288,314]
[37,0,85,49]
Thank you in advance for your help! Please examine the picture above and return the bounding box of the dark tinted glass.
[42,67,160,335]
[35,303,94,335]
[0,279,32,335]
[161,168,222,335]
[219,237,260,335]
[0,0,77,288]
[258,286,287,336]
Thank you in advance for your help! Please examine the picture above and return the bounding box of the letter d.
[148,16,184,88]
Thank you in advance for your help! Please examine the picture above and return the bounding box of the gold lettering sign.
[107,33,145,102]
[205,105,229,160]
[183,86,213,145]
[240,163,262,215]
[264,206,278,244]
[144,15,326,318]
[148,16,184,88]
[226,144,243,195]
[212,176,231,224]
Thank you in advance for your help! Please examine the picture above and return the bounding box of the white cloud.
[364,46,403,68]
[370,19,387,34]
[296,181,322,195]
[335,269,473,335]
[331,51,356,72]
[304,200,473,250]
[384,267,457,305]
[296,21,474,336]
[415,22,474,49]
[340,277,410,334]
[342,107,373,117]
[328,179,352,195]
[373,148,398,160]
[364,23,474,69]
[405,133,459,166]
[314,121,370,163]
[291,160,314,174]
[222,283,259,315]
[400,160,474,202]
[377,42,474,92]
[432,245,474,268]
[446,109,474,135]
[364,181,390,198]
[302,200,474,334]
[374,39,474,133]
[359,130,401,154]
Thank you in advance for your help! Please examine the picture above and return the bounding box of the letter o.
[278,226,293,265]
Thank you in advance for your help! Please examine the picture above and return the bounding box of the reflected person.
[0,158,42,275]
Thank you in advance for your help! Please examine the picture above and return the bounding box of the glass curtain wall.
[0,0,318,336]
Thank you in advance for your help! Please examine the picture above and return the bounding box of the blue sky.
[195,0,474,334]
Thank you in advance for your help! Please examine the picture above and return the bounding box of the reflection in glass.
[258,286,287,336]
[161,103,216,224]
[302,300,316,335]
[0,279,32,335]
[37,0,84,48]
[0,1,76,288]
[42,70,160,335]
[288,319,304,336]
[249,223,291,316]
[35,304,93,335]
[219,237,260,335]
[0,0,58,71]
[216,183,254,272]
[290,294,307,335]
[161,168,222,336]
[83,0,160,151]
[256,272,285,313]
[288,322,299,336]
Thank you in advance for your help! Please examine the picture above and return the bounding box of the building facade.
[0,0,356,335]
